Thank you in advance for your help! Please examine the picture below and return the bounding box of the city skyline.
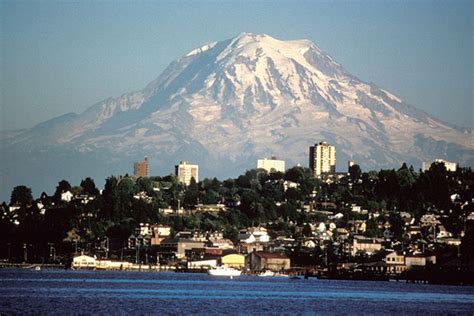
[1,2,473,312]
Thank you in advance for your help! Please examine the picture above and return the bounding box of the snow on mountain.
[1,32,472,198]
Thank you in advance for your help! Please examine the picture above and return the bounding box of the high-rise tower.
[134,156,149,177]
[309,142,336,177]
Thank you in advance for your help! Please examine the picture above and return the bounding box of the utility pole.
[135,237,140,264]
[105,237,109,259]
[23,243,27,263]
[48,243,56,262]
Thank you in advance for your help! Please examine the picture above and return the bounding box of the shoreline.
[1,264,472,286]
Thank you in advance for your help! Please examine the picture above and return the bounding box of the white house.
[209,238,234,249]
[238,227,270,244]
[61,191,74,202]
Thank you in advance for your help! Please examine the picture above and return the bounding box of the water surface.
[1,269,473,314]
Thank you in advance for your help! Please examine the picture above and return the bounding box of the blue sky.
[1,0,472,130]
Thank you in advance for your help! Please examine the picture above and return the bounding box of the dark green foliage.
[80,177,99,196]
[10,185,33,206]
[349,164,362,182]
[53,180,72,201]
[1,162,472,264]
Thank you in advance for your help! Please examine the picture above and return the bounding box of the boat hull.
[208,268,241,277]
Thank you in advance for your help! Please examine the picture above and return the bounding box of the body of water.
[1,269,473,314]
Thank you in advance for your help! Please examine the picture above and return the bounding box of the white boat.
[258,270,275,277]
[208,266,241,277]
[258,270,289,277]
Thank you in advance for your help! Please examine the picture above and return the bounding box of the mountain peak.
[2,33,472,199]
[232,32,269,42]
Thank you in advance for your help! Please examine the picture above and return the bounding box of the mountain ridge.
[1,33,472,200]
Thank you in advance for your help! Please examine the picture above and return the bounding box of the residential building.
[150,225,171,238]
[257,156,285,173]
[420,214,441,227]
[246,251,291,271]
[175,161,199,186]
[351,235,383,256]
[150,225,171,246]
[385,251,407,274]
[134,156,149,177]
[208,238,234,250]
[405,254,436,268]
[157,237,205,260]
[283,180,299,192]
[61,191,74,202]
[309,141,336,177]
[238,227,270,244]
[239,242,265,254]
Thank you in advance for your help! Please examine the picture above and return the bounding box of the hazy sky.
[1,0,472,131]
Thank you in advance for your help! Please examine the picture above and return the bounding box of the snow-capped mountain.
[1,33,472,198]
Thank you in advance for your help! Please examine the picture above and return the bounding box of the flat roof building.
[134,156,149,177]
[257,156,285,173]
[309,141,336,177]
[175,161,199,186]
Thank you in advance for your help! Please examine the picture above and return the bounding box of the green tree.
[53,180,72,201]
[136,177,154,196]
[183,177,199,208]
[240,189,262,221]
[10,185,33,206]
[101,176,119,220]
[116,178,138,219]
[349,164,362,182]
[80,177,99,196]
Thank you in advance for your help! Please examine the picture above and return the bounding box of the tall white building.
[309,141,336,177]
[422,159,457,172]
[175,161,199,185]
[257,157,285,173]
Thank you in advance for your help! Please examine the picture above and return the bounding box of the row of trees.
[1,162,473,263]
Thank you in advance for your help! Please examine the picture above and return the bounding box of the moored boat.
[258,270,275,277]
[208,266,241,277]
